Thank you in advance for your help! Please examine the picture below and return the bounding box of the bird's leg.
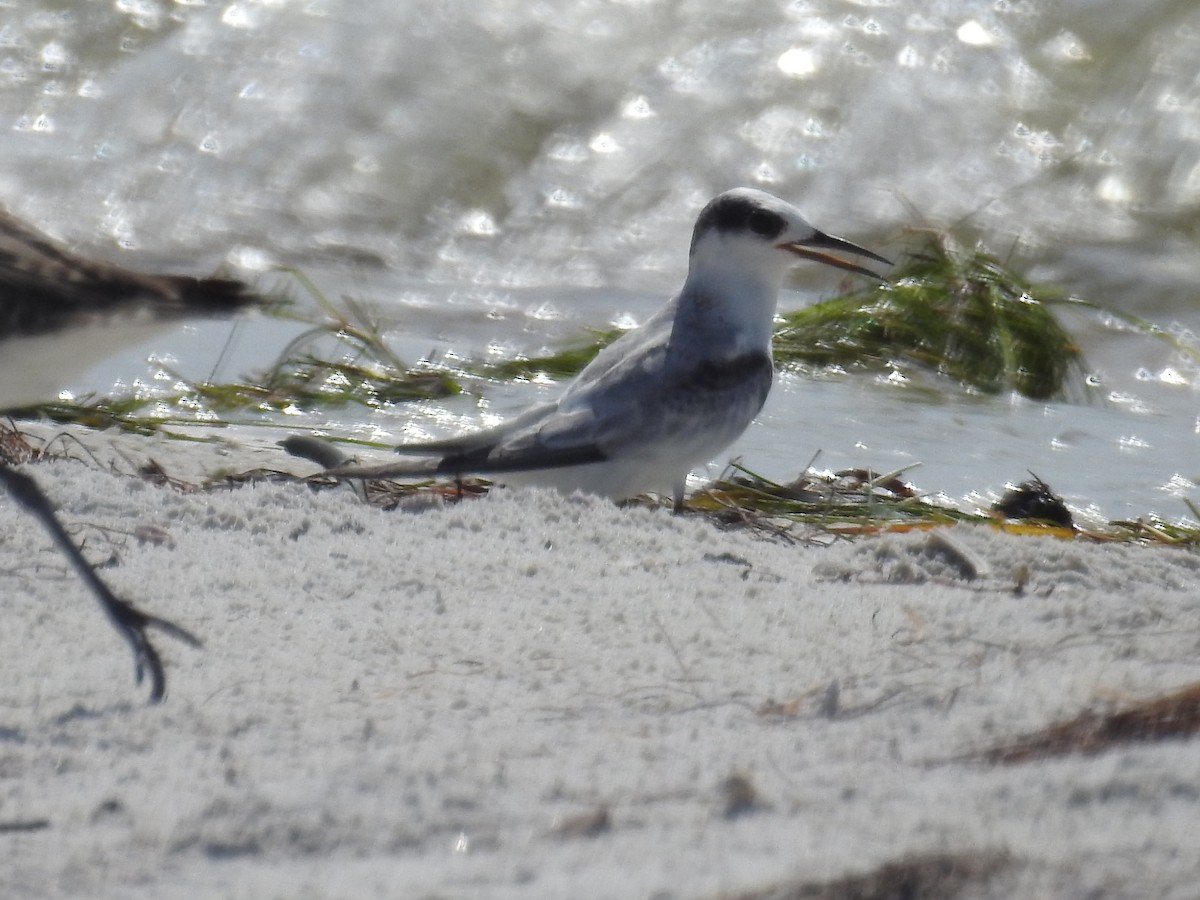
[0,464,201,703]
[672,482,686,515]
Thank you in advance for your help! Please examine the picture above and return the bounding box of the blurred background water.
[1,0,1198,522]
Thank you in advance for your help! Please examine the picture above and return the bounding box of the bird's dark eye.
[747,208,785,239]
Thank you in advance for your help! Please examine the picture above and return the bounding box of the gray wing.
[593,349,775,456]
[389,302,677,469]
[439,346,774,475]
[391,295,772,477]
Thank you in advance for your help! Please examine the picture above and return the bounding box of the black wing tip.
[436,443,608,476]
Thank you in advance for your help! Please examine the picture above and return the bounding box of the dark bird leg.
[0,464,201,703]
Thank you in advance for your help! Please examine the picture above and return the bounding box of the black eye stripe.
[690,193,788,254]
[748,208,785,238]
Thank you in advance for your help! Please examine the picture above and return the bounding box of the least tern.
[0,207,257,702]
[293,188,888,509]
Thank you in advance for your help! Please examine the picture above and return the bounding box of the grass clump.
[686,461,985,535]
[774,231,1088,400]
[257,270,463,410]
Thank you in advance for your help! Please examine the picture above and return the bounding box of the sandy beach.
[1,428,1198,898]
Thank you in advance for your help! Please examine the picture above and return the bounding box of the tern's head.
[688,188,889,284]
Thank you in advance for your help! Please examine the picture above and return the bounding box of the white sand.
[2,430,1199,899]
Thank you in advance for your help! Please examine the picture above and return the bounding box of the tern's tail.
[280,435,444,481]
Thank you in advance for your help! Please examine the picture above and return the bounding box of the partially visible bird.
[0,208,250,410]
[0,207,259,702]
[287,188,889,509]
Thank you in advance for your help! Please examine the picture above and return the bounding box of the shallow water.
[2,0,1199,521]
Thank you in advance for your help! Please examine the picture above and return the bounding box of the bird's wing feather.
[390,295,772,480]
[392,301,677,464]
[0,208,252,338]
[556,298,678,402]
[473,347,774,473]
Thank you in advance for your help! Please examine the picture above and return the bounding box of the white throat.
[676,237,788,356]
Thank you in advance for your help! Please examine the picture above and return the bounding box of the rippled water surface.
[3,0,1199,520]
